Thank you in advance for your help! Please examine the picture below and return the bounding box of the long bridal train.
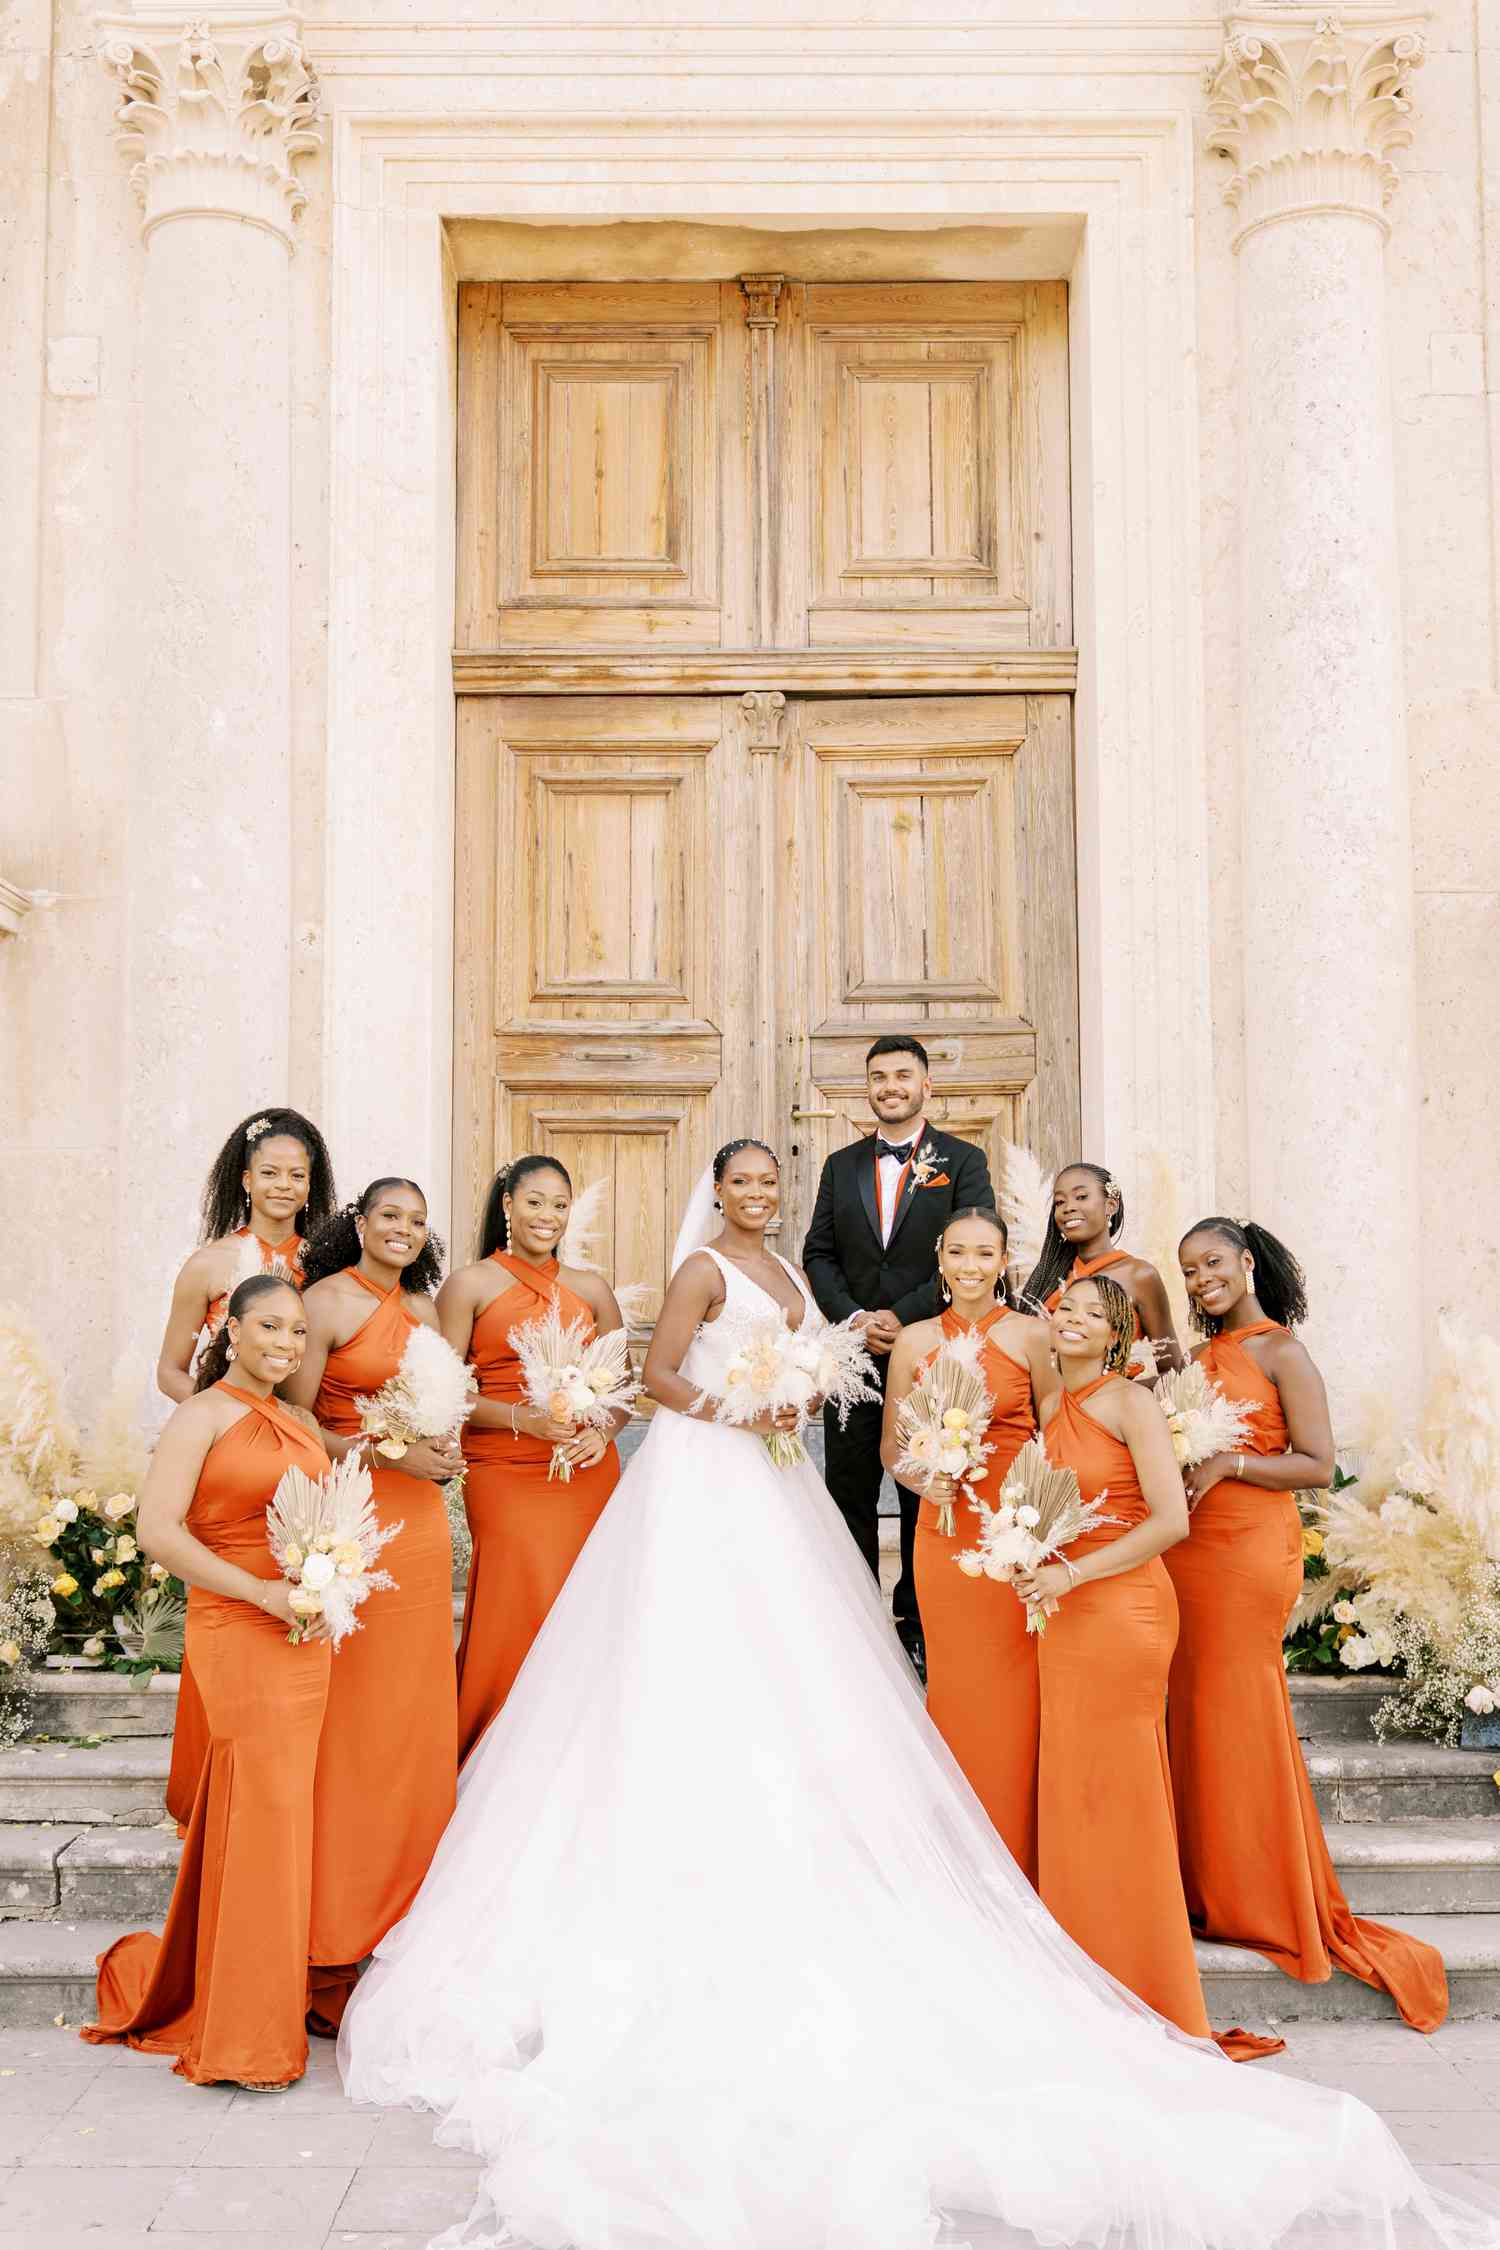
[340,1251,1499,2250]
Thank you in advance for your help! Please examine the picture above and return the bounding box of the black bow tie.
[878,1139,916,1163]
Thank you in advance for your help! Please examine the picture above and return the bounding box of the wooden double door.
[454,277,1079,1320]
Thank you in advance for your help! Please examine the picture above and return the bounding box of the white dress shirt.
[875,1138,917,1247]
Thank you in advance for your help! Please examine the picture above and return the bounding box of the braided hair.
[938,1205,1013,1308]
[198,1108,337,1244]
[1056,1270,1137,1377]
[194,1274,302,1393]
[1024,1162,1124,1308]
[1179,1216,1308,1336]
[299,1178,445,1295]
[478,1156,573,1259]
[712,1138,779,1183]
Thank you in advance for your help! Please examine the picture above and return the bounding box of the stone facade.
[2,0,1496,1429]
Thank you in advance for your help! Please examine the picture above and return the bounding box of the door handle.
[790,1107,837,1120]
[577,1046,645,1063]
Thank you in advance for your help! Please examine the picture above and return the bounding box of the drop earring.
[226,1342,237,1364]
[938,1275,951,1305]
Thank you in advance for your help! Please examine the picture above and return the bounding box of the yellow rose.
[93,1569,126,1595]
[287,1585,323,1618]
[0,1642,20,1668]
[1301,1528,1324,1559]
[113,1537,138,1565]
[72,1490,99,1516]
[32,1518,60,1546]
[333,1541,363,1574]
[283,1542,304,1571]
[941,1408,971,1433]
[51,1573,78,1598]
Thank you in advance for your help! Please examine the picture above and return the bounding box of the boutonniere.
[908,1141,948,1191]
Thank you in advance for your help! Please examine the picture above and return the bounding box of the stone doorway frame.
[320,107,1213,1236]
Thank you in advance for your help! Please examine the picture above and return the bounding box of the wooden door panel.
[778,695,1078,1260]
[453,694,773,1320]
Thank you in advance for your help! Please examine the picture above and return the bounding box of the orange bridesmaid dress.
[1166,1324,1448,2031]
[166,1227,306,1832]
[307,1275,457,2025]
[913,1304,1040,1880]
[1040,1378,1254,2051]
[456,1253,620,1762]
[83,1389,331,2086]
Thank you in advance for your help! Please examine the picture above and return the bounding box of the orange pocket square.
[919,1173,951,1190]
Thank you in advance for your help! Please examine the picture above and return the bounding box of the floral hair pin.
[244,1115,273,1143]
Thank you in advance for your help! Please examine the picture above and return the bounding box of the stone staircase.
[0,1668,1495,2028]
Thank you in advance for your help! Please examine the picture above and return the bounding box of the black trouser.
[822,1392,921,1627]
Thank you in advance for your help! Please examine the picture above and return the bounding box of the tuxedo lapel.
[853,1139,882,1249]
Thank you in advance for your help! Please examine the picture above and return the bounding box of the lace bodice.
[679,1248,816,1396]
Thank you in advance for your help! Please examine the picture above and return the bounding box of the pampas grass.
[0,1306,77,1491]
[1133,1146,1191,1349]
[357,1323,477,1457]
[558,1178,654,1333]
[999,1142,1050,1301]
[77,1360,150,1501]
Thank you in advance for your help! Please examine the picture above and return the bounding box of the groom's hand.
[860,1310,900,1356]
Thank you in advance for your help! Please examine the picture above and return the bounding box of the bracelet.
[1235,1453,1246,1481]
[1060,1556,1080,1591]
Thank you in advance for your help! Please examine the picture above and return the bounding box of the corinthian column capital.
[1206,9,1426,244]
[97,16,322,247]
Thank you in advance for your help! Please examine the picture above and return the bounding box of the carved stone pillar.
[1207,10,1425,1419]
[98,19,320,1336]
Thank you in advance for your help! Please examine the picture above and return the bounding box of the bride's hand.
[748,1404,802,1438]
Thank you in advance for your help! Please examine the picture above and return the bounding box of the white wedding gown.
[340,1247,1500,2250]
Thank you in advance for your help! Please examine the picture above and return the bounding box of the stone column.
[97,19,320,1350]
[1207,10,1426,1423]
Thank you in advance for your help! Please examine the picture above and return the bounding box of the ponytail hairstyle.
[938,1205,1013,1308]
[1180,1216,1308,1337]
[1024,1162,1124,1309]
[478,1156,573,1259]
[299,1178,445,1295]
[194,1274,302,1393]
[712,1138,779,1185]
[199,1108,337,1244]
[1057,1270,1137,1377]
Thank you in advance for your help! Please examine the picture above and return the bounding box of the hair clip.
[244,1115,273,1142]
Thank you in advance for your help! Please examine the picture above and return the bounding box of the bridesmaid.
[1168,1216,1448,2031]
[155,1108,337,1403]
[1015,1272,1279,2058]
[155,1110,336,1830]
[1023,1162,1182,1373]
[284,1180,461,2029]
[83,1276,332,2088]
[440,1157,627,1762]
[880,1207,1051,1878]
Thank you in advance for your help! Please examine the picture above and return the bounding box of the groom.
[802,1036,995,1665]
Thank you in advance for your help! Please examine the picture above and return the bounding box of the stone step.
[1307,1742,1499,1823]
[1197,1913,1500,2025]
[1331,1820,1500,1915]
[0,1919,138,2025]
[1288,1674,1390,1744]
[15,1667,181,1742]
[0,1742,171,1827]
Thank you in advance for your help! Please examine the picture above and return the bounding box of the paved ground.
[0,2018,1496,2247]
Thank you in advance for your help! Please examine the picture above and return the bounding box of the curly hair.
[1024,1162,1124,1308]
[1056,1270,1136,1377]
[198,1108,337,1244]
[194,1274,303,1393]
[478,1156,574,1259]
[938,1205,1012,1307]
[712,1138,779,1183]
[1180,1216,1309,1336]
[299,1179,445,1296]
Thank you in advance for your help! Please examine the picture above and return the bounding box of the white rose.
[102,1493,135,1522]
[1332,1600,1358,1625]
[299,1552,337,1593]
[1464,1684,1497,1716]
[149,1562,169,1583]
[82,1636,106,1659]
[1340,1634,1377,1671]
[113,1537,138,1566]
[937,1443,969,1477]
[782,1370,816,1411]
[587,1366,617,1396]
[954,1551,984,1578]
[288,1585,324,1618]
[1016,1506,1041,1529]
[52,1498,79,1525]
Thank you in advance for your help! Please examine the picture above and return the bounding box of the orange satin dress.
[1166,1324,1448,2031]
[308,1275,458,2024]
[167,1229,306,1832]
[1039,1377,1213,2039]
[912,1304,1040,1879]
[1043,1248,1142,1337]
[83,1389,331,2087]
[456,1253,620,1762]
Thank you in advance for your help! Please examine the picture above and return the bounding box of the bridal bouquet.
[265,1452,399,1646]
[705,1310,879,1469]
[355,1324,477,1464]
[1152,1361,1254,1472]
[955,1435,1120,1632]
[889,1334,994,1534]
[508,1298,639,1481]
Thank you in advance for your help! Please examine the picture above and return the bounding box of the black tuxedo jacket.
[802,1127,996,1331]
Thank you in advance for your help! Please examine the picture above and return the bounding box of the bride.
[340,1141,1499,2250]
